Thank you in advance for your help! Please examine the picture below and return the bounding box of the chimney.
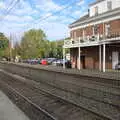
[88,9,90,16]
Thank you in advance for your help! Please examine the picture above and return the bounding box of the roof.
[69,7,120,28]
[69,14,89,26]
[89,0,106,6]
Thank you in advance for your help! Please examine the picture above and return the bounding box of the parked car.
[37,58,41,64]
[22,59,29,63]
[52,59,71,68]
[65,60,71,68]
[27,59,32,64]
[41,59,48,65]
[115,62,120,70]
[26,59,40,65]
[31,59,39,64]
[52,59,63,66]
[1,57,7,61]
[47,58,57,65]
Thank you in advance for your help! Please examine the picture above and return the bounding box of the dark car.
[47,58,57,65]
[115,62,120,70]
[65,60,71,68]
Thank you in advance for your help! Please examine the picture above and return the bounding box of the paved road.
[0,91,30,120]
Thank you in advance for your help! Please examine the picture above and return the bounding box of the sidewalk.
[0,91,30,120]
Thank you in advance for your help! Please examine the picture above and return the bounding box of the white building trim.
[99,45,102,71]
[103,43,106,72]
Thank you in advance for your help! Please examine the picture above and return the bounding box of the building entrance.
[112,51,119,69]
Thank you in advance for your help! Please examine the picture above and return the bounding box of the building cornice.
[69,8,120,29]
[89,0,106,6]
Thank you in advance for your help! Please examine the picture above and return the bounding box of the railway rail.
[1,66,119,120]
[0,70,109,120]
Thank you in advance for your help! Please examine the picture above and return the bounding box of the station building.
[63,0,120,72]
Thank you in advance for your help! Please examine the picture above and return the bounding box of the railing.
[64,33,120,48]
[64,35,100,47]
[106,32,120,39]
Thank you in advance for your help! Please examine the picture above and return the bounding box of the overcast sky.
[0,0,95,41]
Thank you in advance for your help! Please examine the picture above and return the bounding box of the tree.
[18,29,70,59]
[12,42,21,58]
[20,29,49,59]
[48,39,69,59]
[0,32,9,57]
[48,41,57,58]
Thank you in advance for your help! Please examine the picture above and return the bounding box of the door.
[112,51,119,69]
[81,56,85,69]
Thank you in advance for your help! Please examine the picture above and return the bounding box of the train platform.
[0,61,120,80]
[17,62,120,80]
[0,91,30,120]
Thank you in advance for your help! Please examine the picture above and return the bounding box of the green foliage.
[0,32,9,57]
[12,29,70,59]
[46,40,63,58]
[20,29,48,59]
[12,42,21,58]
[0,33,9,49]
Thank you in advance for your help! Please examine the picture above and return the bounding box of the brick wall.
[70,47,99,69]
[110,19,120,33]
[81,46,99,69]
[70,43,120,70]
[70,19,120,38]
[70,48,78,68]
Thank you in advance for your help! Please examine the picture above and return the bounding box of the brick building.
[63,0,120,72]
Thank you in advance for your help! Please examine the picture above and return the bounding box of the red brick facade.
[110,19,120,33]
[70,19,120,39]
[70,44,120,70]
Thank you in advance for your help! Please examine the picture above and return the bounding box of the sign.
[66,53,70,60]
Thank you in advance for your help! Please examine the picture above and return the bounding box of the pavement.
[0,91,30,120]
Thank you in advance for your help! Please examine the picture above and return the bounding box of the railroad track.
[2,67,119,120]
[0,71,109,120]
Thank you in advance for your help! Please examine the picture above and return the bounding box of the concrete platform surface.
[0,91,30,120]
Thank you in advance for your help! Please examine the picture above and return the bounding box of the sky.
[0,0,95,41]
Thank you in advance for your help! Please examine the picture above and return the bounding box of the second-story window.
[107,1,112,11]
[105,24,111,37]
[95,6,98,16]
[93,25,99,35]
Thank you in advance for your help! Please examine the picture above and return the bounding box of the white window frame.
[107,0,112,11]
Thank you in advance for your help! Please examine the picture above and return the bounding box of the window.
[94,6,98,16]
[107,1,112,11]
[93,25,99,35]
[105,24,111,37]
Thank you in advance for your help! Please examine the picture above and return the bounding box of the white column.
[99,45,102,71]
[103,44,106,72]
[78,47,81,70]
[63,48,65,69]
[97,33,100,41]
[78,37,81,70]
